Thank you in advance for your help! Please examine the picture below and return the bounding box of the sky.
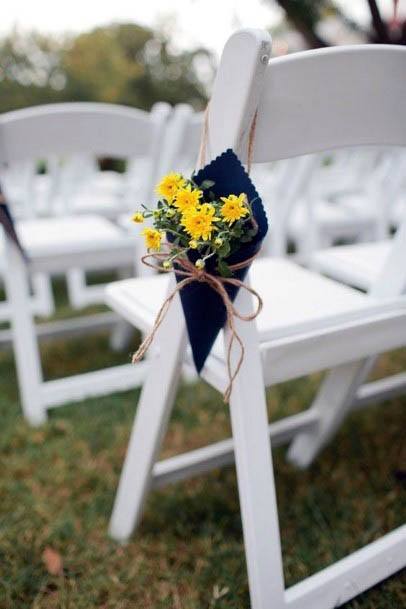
[1,0,403,58]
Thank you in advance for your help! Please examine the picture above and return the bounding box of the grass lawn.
[0,278,405,608]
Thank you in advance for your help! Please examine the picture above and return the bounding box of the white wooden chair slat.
[106,30,406,609]
[0,102,161,162]
[252,45,406,163]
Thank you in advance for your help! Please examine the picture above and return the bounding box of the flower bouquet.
[131,149,268,400]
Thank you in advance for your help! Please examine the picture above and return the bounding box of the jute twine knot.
[132,251,262,402]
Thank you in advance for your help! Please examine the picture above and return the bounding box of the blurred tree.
[62,27,145,103]
[268,0,406,47]
[0,29,66,111]
[0,23,214,113]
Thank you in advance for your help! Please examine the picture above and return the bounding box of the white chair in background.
[53,103,171,309]
[310,149,406,291]
[59,103,171,220]
[105,31,406,609]
[288,151,386,256]
[261,147,393,258]
[0,101,170,426]
[118,102,204,236]
[388,149,406,228]
[258,154,318,256]
[305,150,406,404]
[157,103,204,177]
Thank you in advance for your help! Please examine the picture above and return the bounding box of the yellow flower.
[174,185,202,213]
[195,259,205,270]
[155,173,186,203]
[141,227,162,251]
[163,260,173,269]
[220,193,249,224]
[189,239,198,249]
[131,212,144,224]
[181,204,219,241]
[214,237,223,247]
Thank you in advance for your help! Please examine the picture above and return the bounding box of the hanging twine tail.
[132,253,262,403]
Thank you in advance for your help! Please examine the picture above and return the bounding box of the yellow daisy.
[181,204,219,241]
[174,185,203,213]
[155,173,186,203]
[220,193,249,224]
[131,212,144,224]
[141,227,162,251]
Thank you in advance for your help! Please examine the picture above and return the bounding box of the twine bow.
[132,251,262,402]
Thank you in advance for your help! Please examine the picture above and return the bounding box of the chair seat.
[0,214,137,275]
[106,256,406,393]
[310,241,391,290]
[288,197,377,240]
[17,214,135,257]
[105,257,377,340]
[69,193,123,218]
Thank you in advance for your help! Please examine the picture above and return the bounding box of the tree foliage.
[0,23,214,113]
[269,0,406,48]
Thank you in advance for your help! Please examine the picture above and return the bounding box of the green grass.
[0,280,405,608]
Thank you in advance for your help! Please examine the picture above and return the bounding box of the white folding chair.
[157,103,204,176]
[0,102,170,426]
[310,149,406,291]
[303,151,406,406]
[288,152,387,256]
[106,31,406,609]
[240,147,388,259]
[60,102,170,308]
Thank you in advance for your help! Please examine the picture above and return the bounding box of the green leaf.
[217,242,230,257]
[200,179,215,190]
[217,259,233,278]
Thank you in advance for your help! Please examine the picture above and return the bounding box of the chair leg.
[226,288,285,609]
[31,272,55,317]
[288,358,375,469]
[3,240,46,426]
[109,267,135,352]
[109,285,187,542]
[66,268,87,309]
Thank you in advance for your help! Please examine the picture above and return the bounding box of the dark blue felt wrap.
[175,149,268,372]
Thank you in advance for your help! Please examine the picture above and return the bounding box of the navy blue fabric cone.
[175,149,268,372]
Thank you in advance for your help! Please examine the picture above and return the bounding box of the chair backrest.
[0,102,170,162]
[208,29,406,296]
[0,101,171,216]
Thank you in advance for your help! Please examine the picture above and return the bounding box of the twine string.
[132,251,262,402]
[197,103,258,174]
